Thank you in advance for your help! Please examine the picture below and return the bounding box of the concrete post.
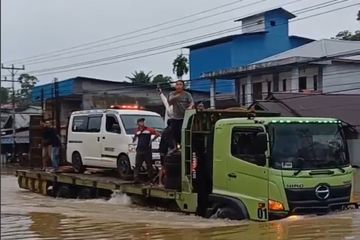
[245,75,252,106]
[291,67,299,92]
[210,78,216,109]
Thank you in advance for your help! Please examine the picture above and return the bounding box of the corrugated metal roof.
[255,39,360,64]
[235,7,296,22]
[254,93,360,127]
[184,32,267,50]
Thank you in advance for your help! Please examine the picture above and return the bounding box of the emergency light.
[110,105,143,110]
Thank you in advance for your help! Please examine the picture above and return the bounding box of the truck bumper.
[270,202,359,220]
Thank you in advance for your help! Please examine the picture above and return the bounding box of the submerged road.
[2,167,360,240]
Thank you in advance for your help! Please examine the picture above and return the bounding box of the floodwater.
[2,167,360,240]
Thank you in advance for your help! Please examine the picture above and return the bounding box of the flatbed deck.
[16,169,178,200]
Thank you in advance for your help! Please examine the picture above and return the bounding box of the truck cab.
[175,109,355,221]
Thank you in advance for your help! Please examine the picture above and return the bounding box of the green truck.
[17,109,358,221]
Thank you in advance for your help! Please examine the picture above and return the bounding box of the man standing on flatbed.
[168,80,194,146]
[133,118,160,183]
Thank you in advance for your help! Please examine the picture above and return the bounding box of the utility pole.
[1,64,25,161]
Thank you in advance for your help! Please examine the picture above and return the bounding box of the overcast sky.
[1,0,359,88]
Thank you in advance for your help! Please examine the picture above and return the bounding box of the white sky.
[1,0,359,89]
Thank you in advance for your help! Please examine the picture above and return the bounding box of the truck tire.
[210,206,244,220]
[208,195,248,221]
[117,155,133,180]
[72,152,85,173]
[78,187,95,199]
[56,185,73,198]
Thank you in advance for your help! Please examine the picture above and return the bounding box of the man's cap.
[137,118,145,123]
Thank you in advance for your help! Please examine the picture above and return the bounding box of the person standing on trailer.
[133,118,160,183]
[41,121,51,171]
[168,80,194,146]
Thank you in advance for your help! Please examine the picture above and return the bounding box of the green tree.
[0,87,9,104]
[172,54,189,80]
[335,30,360,41]
[17,73,38,106]
[152,74,172,88]
[334,11,360,41]
[126,71,153,84]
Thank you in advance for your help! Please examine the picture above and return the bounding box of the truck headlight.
[128,144,136,153]
[268,199,285,211]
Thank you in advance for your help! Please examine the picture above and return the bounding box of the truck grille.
[285,184,351,211]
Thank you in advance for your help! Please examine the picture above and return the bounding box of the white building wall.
[322,63,360,94]
[298,66,319,91]
[279,71,292,92]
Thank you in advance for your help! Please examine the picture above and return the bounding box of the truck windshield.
[269,123,349,170]
[121,115,165,134]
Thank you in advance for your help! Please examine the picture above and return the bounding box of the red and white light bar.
[110,105,143,110]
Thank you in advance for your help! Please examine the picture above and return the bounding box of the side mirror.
[112,124,121,134]
[255,132,267,154]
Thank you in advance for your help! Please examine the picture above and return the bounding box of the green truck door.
[227,126,269,221]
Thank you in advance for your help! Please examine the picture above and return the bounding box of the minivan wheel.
[117,155,133,180]
[72,152,85,173]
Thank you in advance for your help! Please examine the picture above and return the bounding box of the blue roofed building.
[186,8,314,93]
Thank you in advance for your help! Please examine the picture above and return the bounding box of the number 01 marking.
[257,207,268,219]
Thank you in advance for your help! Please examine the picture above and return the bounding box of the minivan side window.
[87,116,102,132]
[231,128,265,166]
[72,116,88,132]
[106,115,120,133]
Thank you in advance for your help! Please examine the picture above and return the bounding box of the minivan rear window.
[72,115,102,132]
[72,116,88,132]
[121,115,164,134]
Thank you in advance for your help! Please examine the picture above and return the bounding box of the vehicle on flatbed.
[17,108,358,221]
[66,105,165,178]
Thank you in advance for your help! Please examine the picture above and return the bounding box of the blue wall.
[32,79,75,102]
[189,9,313,93]
[189,41,233,92]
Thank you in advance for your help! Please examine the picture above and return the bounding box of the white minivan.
[66,105,165,178]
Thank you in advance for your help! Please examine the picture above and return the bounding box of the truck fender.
[208,194,249,220]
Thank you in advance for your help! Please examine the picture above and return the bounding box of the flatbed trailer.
[16,169,178,201]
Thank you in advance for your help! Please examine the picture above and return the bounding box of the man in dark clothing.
[168,80,194,146]
[42,121,61,172]
[133,118,160,183]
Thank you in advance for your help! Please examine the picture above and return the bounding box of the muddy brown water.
[2,167,360,240]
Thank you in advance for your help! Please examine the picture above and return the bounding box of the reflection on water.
[2,168,360,240]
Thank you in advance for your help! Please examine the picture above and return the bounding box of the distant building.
[251,93,360,166]
[31,76,210,128]
[186,8,313,93]
[203,39,360,106]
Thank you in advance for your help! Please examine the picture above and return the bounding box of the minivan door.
[101,114,129,168]
[227,125,269,221]
[83,114,103,166]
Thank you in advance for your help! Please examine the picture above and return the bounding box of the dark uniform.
[133,126,159,182]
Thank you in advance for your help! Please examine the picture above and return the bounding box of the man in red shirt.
[133,118,160,183]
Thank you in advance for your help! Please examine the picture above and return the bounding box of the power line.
[4,0,254,64]
[27,2,359,77]
[15,0,341,66]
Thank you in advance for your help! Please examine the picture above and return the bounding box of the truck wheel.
[72,152,85,173]
[117,155,132,180]
[56,185,73,198]
[78,188,95,199]
[210,205,245,220]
